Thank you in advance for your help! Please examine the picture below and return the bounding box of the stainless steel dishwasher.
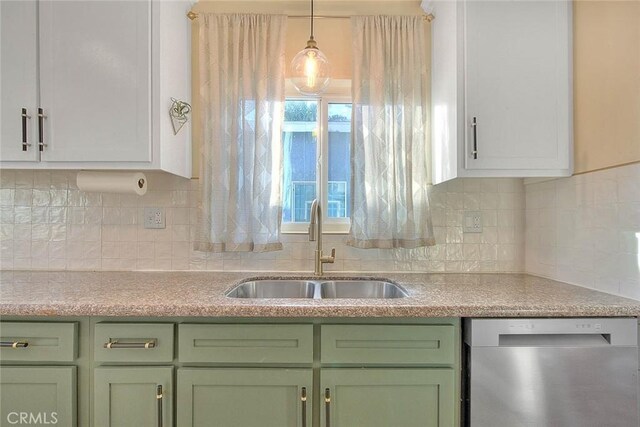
[463,318,639,427]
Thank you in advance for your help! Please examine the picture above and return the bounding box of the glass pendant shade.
[290,0,330,96]
[291,41,331,96]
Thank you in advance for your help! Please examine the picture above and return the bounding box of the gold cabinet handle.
[0,341,28,348]
[301,387,307,427]
[156,385,163,427]
[324,388,331,427]
[104,339,156,349]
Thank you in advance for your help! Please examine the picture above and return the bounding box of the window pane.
[328,103,352,219]
[282,100,318,223]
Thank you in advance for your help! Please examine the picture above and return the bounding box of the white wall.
[525,163,640,299]
[0,170,524,273]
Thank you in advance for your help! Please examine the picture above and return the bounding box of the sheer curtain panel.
[195,14,286,252]
[347,15,435,249]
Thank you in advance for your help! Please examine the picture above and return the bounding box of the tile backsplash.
[0,170,525,273]
[525,163,640,299]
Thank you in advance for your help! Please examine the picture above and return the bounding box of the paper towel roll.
[76,171,147,195]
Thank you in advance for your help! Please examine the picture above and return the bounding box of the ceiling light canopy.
[290,0,331,96]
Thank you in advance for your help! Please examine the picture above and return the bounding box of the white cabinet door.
[38,0,151,163]
[464,0,571,171]
[0,0,38,162]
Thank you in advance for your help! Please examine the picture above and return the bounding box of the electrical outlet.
[463,211,482,233]
[144,207,165,229]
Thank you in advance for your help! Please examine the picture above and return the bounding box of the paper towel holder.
[76,171,148,196]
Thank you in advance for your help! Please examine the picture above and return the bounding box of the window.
[281,97,352,233]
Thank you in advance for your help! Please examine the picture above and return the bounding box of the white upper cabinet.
[0,1,38,162]
[0,0,192,178]
[425,0,572,184]
[38,1,152,164]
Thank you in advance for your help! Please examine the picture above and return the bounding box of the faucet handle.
[319,248,336,264]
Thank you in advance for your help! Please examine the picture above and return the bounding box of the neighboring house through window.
[281,82,352,233]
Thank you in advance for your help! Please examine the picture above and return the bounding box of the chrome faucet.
[309,199,335,276]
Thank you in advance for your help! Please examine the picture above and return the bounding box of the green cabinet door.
[0,366,76,427]
[321,368,455,427]
[177,368,312,427]
[94,367,172,427]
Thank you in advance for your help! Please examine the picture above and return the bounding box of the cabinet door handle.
[156,385,163,427]
[21,108,31,151]
[471,116,478,159]
[38,108,47,152]
[104,339,156,349]
[324,388,331,427]
[301,387,307,427]
[0,341,29,348]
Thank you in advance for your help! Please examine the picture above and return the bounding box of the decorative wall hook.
[169,98,191,135]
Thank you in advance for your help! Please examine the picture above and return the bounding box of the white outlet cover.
[144,207,166,229]
[463,211,483,233]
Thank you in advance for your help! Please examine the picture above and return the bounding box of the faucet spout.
[308,198,335,275]
[309,199,319,242]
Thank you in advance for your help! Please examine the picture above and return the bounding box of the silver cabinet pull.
[0,341,28,348]
[471,116,478,159]
[156,385,163,427]
[301,387,307,427]
[21,108,31,151]
[324,388,331,427]
[104,339,156,349]
[37,108,47,152]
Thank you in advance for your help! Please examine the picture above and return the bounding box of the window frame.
[281,92,352,235]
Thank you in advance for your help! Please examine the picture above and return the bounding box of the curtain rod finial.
[187,11,197,20]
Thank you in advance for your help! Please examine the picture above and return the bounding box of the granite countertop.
[0,270,638,318]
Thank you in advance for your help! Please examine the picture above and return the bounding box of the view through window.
[282,99,352,229]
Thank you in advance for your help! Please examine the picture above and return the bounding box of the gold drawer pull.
[0,341,28,348]
[104,339,156,349]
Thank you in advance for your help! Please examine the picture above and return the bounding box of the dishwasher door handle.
[498,333,612,347]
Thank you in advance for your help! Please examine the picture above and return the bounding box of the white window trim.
[281,80,352,235]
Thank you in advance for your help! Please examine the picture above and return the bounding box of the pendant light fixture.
[290,0,331,95]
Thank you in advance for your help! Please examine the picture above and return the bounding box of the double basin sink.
[226,279,408,299]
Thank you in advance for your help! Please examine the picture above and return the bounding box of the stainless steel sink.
[320,280,408,299]
[225,278,408,299]
[226,280,316,298]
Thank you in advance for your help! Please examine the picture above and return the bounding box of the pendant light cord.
[310,0,314,40]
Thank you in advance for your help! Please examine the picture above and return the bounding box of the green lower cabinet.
[177,368,313,427]
[0,366,76,427]
[320,368,455,427]
[94,367,173,427]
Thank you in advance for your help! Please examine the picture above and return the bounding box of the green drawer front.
[0,322,77,362]
[178,324,313,364]
[94,323,174,363]
[0,366,77,427]
[321,325,455,365]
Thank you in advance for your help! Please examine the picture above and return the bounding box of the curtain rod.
[186,11,435,22]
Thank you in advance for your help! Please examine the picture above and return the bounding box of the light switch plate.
[463,211,482,233]
[144,207,165,229]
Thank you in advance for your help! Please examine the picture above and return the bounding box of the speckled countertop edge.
[0,271,639,318]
